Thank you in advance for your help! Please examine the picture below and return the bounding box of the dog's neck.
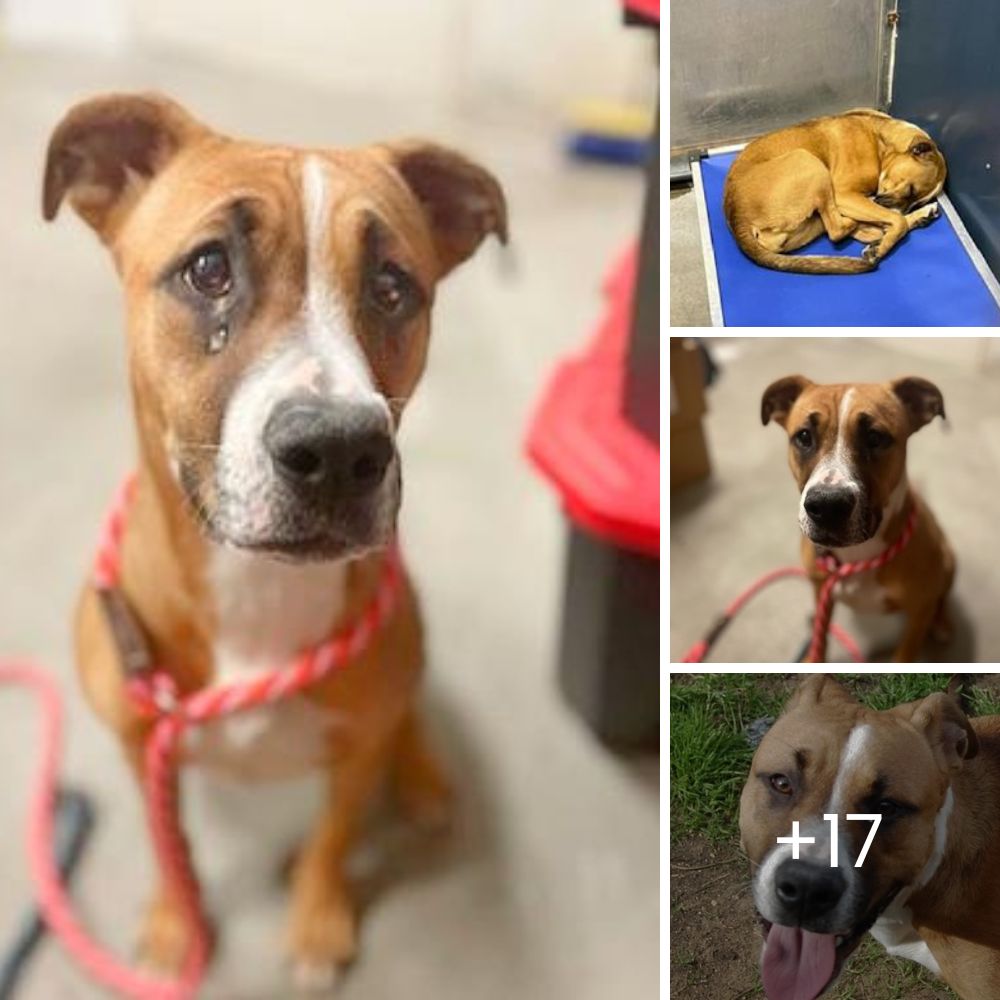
[824,476,911,564]
[117,456,383,691]
[208,543,349,681]
[909,732,1000,950]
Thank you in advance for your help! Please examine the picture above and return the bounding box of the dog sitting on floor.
[724,109,946,274]
[760,374,954,662]
[43,92,506,989]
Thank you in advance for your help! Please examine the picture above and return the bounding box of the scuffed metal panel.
[891,0,1000,281]
[671,0,891,152]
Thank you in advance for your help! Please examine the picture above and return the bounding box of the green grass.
[670,674,786,841]
[840,673,953,710]
[968,685,1000,718]
[670,673,968,844]
[829,936,957,999]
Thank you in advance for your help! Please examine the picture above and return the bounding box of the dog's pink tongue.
[761,925,836,1000]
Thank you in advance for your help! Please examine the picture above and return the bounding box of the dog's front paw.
[913,202,940,227]
[293,959,341,995]
[861,243,882,264]
[136,891,197,976]
[286,881,357,992]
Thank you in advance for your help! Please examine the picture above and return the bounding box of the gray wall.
[671,0,892,151]
[892,0,1000,280]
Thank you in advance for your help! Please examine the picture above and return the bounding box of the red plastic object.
[624,0,660,22]
[525,244,660,557]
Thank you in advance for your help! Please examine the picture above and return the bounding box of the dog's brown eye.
[793,428,813,450]
[371,262,412,315]
[184,243,232,298]
[770,774,793,795]
[865,428,891,450]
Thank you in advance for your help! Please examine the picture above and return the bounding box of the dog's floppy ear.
[785,673,857,712]
[761,375,812,428]
[43,92,207,243]
[897,692,978,773]
[891,376,946,434]
[379,141,507,278]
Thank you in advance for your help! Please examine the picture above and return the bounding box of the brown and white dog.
[740,675,1000,1000]
[43,93,506,987]
[761,375,954,662]
[724,109,947,274]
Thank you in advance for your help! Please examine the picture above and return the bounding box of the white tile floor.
[0,48,658,999]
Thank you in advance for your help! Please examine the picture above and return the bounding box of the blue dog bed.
[692,148,1000,326]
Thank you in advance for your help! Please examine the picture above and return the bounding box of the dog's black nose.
[804,485,856,529]
[264,397,393,499]
[774,858,846,921]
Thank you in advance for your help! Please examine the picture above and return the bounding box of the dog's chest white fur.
[869,787,952,977]
[833,573,889,613]
[183,547,349,780]
[870,901,941,975]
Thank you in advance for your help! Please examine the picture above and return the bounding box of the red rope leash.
[1,476,403,999]
[682,504,918,664]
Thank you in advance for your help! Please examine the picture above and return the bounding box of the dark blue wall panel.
[892,0,1000,281]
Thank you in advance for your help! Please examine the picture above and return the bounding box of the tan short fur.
[762,375,954,662]
[724,110,947,274]
[741,676,1000,1000]
[44,93,507,985]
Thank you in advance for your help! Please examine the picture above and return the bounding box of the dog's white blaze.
[869,787,953,976]
[831,388,858,485]
[213,155,395,543]
[302,155,383,407]
[798,388,862,536]
[803,388,860,493]
[753,725,871,930]
[829,723,871,818]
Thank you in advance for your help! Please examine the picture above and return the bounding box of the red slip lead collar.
[1,475,404,999]
[805,501,918,662]
[682,501,919,664]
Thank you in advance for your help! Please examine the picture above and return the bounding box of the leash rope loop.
[805,503,917,663]
[684,502,918,664]
[1,476,404,999]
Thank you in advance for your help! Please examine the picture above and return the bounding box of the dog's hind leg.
[392,706,453,831]
[930,550,957,644]
[835,192,908,262]
[893,599,939,662]
[741,150,852,252]
[817,190,857,243]
[852,224,886,244]
[851,208,934,245]
[931,597,954,644]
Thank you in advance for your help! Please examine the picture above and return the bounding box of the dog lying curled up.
[723,109,947,274]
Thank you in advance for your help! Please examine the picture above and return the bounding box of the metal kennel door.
[670,0,894,153]
[891,0,1000,282]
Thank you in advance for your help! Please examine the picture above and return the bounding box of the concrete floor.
[0,48,657,999]
[669,188,711,327]
[670,337,1000,662]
